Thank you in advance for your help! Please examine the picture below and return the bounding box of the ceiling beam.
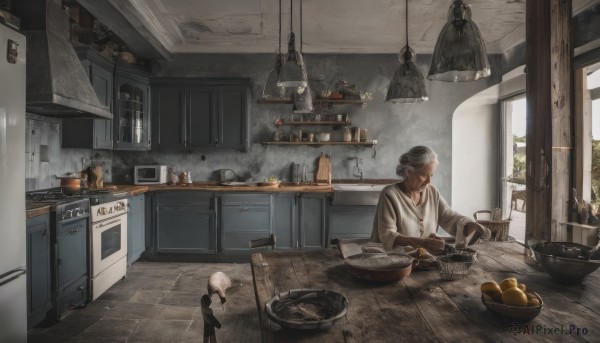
[77,0,172,60]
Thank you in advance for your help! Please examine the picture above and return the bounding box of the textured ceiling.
[112,0,600,54]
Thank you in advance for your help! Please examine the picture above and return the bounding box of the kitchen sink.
[331,183,387,206]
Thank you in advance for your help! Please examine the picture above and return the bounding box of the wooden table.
[251,242,600,342]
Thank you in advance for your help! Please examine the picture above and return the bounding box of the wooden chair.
[249,233,276,251]
[201,294,221,343]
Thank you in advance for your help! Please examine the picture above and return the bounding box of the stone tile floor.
[28,262,262,342]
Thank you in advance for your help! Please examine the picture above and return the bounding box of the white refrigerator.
[0,23,27,342]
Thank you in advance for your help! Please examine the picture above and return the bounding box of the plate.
[220,181,251,186]
[265,289,348,331]
[344,253,413,282]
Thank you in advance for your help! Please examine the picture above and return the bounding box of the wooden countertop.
[26,203,51,219]
[251,241,600,342]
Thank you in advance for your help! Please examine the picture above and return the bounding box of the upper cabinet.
[114,64,150,151]
[61,49,150,151]
[62,48,114,150]
[151,78,250,152]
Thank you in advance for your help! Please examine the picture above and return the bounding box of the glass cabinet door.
[115,78,148,150]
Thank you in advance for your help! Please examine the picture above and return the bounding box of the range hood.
[13,0,112,119]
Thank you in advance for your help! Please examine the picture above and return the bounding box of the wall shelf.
[261,141,376,147]
[257,98,364,106]
[281,121,352,126]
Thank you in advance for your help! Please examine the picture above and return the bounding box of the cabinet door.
[26,215,52,329]
[299,194,326,249]
[151,86,186,149]
[217,85,248,151]
[157,207,215,253]
[272,193,297,250]
[187,87,217,148]
[328,206,376,243]
[127,194,145,264]
[62,58,113,150]
[56,220,88,291]
[221,194,272,251]
[90,62,114,150]
[155,192,216,253]
[114,75,149,150]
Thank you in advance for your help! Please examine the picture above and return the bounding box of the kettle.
[218,169,236,182]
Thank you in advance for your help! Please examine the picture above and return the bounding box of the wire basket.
[436,251,476,281]
[474,210,511,241]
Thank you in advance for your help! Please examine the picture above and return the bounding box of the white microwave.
[134,165,168,185]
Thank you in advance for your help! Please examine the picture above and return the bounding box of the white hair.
[396,146,439,179]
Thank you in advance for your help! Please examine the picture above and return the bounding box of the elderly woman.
[372,146,488,252]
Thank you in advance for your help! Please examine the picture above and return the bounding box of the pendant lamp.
[277,0,308,88]
[261,0,285,99]
[291,0,313,112]
[427,0,490,82]
[386,0,428,103]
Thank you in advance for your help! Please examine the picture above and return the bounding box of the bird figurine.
[207,272,232,304]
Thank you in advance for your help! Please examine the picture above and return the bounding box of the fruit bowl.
[482,291,543,321]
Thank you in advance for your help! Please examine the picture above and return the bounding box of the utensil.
[585,234,600,260]
[56,174,88,193]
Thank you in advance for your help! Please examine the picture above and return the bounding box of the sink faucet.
[353,157,364,181]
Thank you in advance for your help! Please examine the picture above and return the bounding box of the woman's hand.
[423,233,445,253]
[463,223,490,245]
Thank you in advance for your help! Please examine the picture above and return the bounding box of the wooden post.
[525,0,572,241]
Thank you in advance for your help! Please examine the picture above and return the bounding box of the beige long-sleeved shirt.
[371,183,474,251]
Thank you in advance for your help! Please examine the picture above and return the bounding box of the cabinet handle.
[95,136,98,148]
[70,229,80,235]
[41,229,47,236]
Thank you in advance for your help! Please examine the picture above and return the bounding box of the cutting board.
[315,153,331,184]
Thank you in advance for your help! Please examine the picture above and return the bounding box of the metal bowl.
[531,242,600,284]
[265,289,348,331]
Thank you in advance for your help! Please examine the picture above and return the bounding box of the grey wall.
[110,53,502,202]
[25,113,112,191]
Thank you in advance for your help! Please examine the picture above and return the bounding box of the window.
[500,94,526,243]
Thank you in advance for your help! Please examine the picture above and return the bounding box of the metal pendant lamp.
[261,0,285,99]
[277,0,308,88]
[386,0,428,103]
[427,0,490,82]
[291,0,313,113]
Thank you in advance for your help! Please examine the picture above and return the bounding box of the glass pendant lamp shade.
[293,84,313,113]
[261,53,286,98]
[428,0,490,82]
[386,46,429,103]
[277,32,308,88]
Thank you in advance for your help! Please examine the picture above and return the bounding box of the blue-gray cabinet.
[114,63,150,150]
[62,47,114,150]
[154,192,216,253]
[127,194,145,264]
[272,193,327,250]
[54,218,88,317]
[328,205,377,243]
[151,78,250,151]
[221,194,272,252]
[26,214,52,329]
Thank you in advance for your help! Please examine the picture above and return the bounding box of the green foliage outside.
[591,141,600,210]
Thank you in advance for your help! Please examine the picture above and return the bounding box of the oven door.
[91,214,127,277]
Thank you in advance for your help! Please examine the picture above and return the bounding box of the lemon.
[499,277,518,292]
[502,287,528,307]
[517,283,526,292]
[527,298,541,307]
[481,281,503,302]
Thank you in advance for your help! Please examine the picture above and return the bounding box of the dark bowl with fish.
[530,242,600,284]
[265,289,348,330]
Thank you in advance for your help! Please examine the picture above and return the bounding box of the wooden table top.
[251,242,600,342]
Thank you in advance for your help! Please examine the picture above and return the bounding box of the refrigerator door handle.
[0,267,27,287]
